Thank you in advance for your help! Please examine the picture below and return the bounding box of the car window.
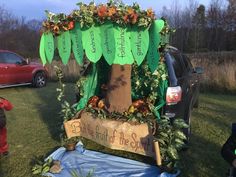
[0,53,5,63]
[4,52,23,64]
[169,53,185,78]
[182,55,193,73]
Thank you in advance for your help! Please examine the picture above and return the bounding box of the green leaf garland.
[44,32,54,63]
[70,22,84,65]
[39,33,47,66]
[82,25,102,63]
[131,27,149,66]
[101,22,115,65]
[57,31,71,65]
[146,19,165,73]
[113,26,134,65]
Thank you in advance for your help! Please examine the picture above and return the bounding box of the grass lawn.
[0,82,235,177]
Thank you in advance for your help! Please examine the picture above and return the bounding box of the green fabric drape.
[76,64,98,111]
[153,79,168,120]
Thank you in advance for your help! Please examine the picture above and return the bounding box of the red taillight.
[166,86,182,105]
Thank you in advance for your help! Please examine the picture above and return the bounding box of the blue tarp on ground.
[44,142,179,177]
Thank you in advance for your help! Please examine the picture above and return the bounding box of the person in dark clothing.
[221,123,236,177]
[0,97,13,157]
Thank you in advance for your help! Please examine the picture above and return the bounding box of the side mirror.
[21,59,29,65]
[26,58,30,64]
[194,67,204,74]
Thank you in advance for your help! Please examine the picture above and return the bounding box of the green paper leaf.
[131,27,149,66]
[70,22,84,65]
[155,19,165,32]
[39,33,47,66]
[101,23,115,65]
[44,32,54,63]
[113,26,134,65]
[147,23,161,73]
[83,25,102,63]
[57,31,71,65]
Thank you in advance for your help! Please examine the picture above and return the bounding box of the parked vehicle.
[163,46,204,139]
[0,50,48,88]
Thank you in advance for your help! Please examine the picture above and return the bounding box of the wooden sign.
[64,112,157,159]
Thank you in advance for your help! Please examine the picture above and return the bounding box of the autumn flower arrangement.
[42,1,156,35]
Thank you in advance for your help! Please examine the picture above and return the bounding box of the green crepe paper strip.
[113,25,134,65]
[154,79,168,120]
[39,33,47,66]
[131,27,149,66]
[147,19,165,73]
[82,25,102,63]
[70,22,84,65]
[101,23,115,65]
[57,31,71,65]
[44,32,54,63]
[76,64,98,111]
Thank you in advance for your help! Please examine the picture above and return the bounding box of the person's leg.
[0,127,8,154]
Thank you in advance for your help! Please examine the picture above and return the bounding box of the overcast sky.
[1,0,211,20]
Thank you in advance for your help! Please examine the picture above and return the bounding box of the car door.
[3,52,32,84]
[0,52,15,84]
[182,55,199,104]
[171,52,193,107]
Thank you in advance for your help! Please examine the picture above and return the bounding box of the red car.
[0,50,48,88]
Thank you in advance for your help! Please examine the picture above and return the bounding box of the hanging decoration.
[44,32,54,63]
[57,31,71,65]
[82,25,103,63]
[39,1,171,71]
[113,26,134,65]
[101,22,116,65]
[131,27,149,66]
[39,33,47,66]
[70,22,84,65]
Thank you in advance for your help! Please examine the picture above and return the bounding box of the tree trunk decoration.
[105,64,132,113]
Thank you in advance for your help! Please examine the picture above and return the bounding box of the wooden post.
[154,141,162,166]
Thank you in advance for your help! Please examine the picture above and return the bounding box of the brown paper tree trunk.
[105,64,132,113]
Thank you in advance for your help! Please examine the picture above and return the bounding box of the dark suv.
[163,46,203,138]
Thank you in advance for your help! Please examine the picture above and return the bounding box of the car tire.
[33,72,46,88]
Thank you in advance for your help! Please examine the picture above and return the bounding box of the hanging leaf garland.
[44,32,54,63]
[39,33,47,66]
[57,31,71,65]
[131,27,149,66]
[155,19,165,33]
[147,25,160,73]
[101,22,115,65]
[147,19,165,73]
[113,25,134,65]
[39,2,171,66]
[70,22,84,65]
[82,25,102,63]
